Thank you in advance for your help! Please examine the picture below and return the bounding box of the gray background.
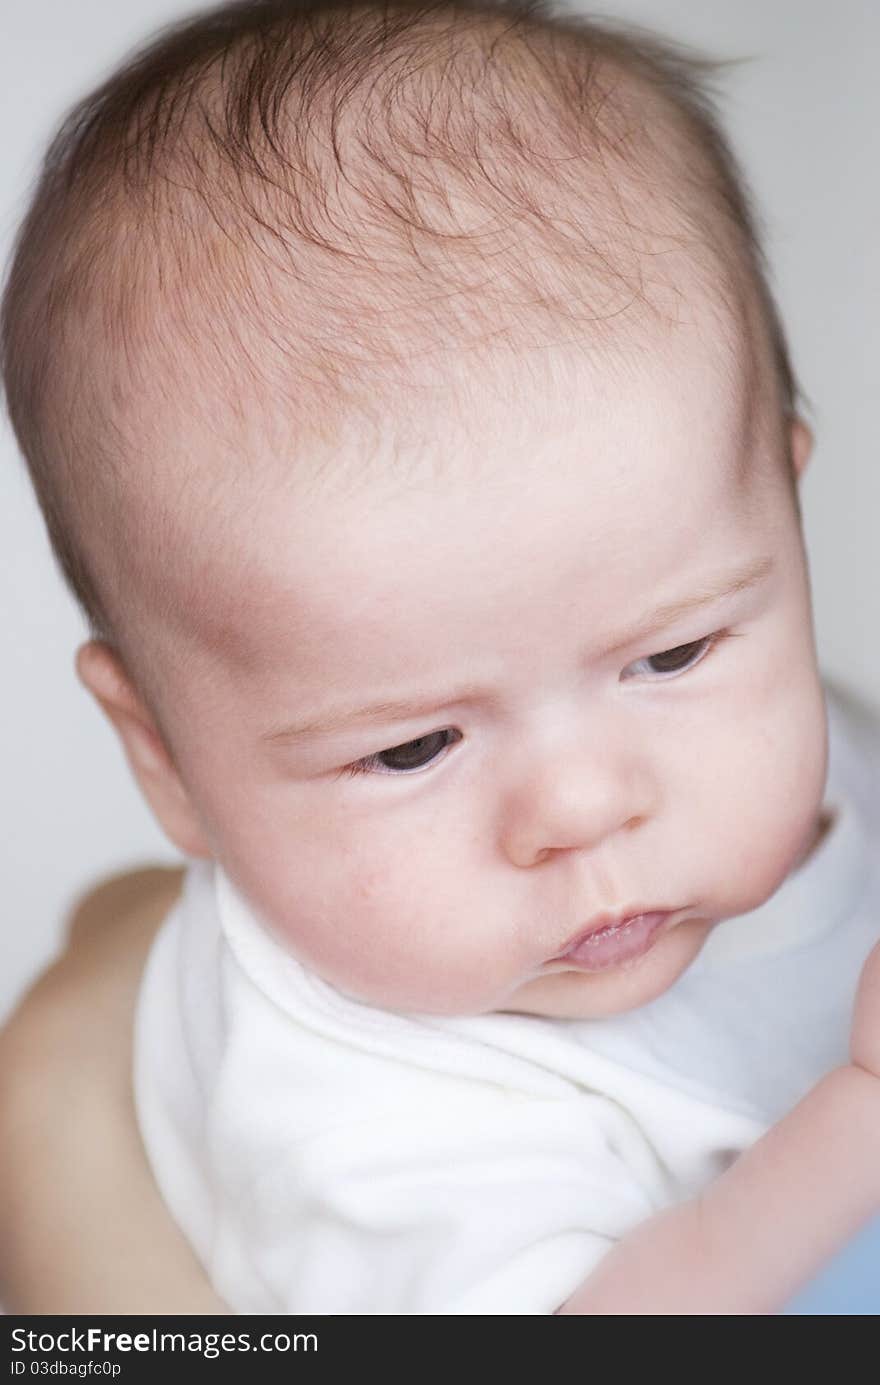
[2,0,878,1023]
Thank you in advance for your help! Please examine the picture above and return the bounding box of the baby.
[3,0,880,1314]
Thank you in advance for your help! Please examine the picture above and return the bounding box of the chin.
[503,916,715,1020]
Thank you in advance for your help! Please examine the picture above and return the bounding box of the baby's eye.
[338,635,732,780]
[626,632,726,680]
[342,727,462,777]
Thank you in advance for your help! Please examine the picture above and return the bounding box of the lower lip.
[559,912,671,972]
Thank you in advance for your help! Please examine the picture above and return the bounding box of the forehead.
[155,308,770,688]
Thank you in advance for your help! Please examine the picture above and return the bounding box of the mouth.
[549,909,677,973]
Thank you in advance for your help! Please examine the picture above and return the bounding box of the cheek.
[265,829,464,996]
[702,672,828,907]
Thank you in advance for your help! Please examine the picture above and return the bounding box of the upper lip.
[553,907,673,958]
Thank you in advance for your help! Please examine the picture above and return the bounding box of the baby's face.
[124,321,828,1020]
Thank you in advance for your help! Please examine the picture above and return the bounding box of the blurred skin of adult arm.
[0,867,228,1314]
[3,871,879,1316]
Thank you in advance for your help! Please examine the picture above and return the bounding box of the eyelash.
[340,629,737,778]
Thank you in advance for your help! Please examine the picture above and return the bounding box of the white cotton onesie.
[133,677,880,1315]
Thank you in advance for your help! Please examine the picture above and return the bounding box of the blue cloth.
[782,1213,880,1314]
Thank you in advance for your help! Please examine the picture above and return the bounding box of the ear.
[789,415,814,481]
[75,640,213,859]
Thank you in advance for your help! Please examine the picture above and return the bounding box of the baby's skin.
[22,285,879,1314]
[8,0,879,1314]
[559,938,880,1312]
[2,871,879,1314]
[4,1,878,1315]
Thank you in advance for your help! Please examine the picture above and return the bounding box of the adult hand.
[0,866,228,1314]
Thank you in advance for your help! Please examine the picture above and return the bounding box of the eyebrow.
[261,554,775,745]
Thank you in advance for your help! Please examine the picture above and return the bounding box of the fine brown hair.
[0,0,799,670]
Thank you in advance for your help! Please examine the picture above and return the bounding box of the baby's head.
[2,0,827,1019]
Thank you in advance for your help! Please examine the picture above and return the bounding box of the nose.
[499,732,655,869]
